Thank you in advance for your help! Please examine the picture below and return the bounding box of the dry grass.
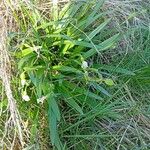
[0,1,30,149]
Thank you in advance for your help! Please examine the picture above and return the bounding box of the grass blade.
[83,33,120,58]
[52,65,83,74]
[94,64,135,76]
[91,82,111,97]
[86,19,111,40]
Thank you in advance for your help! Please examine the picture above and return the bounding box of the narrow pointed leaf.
[58,87,83,114]
[48,108,57,145]
[83,34,119,58]
[93,64,135,75]
[91,82,111,97]
[52,65,83,74]
[86,19,110,40]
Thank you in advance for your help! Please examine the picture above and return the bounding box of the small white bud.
[81,61,88,69]
[22,95,30,101]
[21,79,26,86]
[37,96,47,104]
[22,91,30,101]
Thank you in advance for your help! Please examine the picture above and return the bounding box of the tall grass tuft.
[5,0,150,149]
[8,0,121,148]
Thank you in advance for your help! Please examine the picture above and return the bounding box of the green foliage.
[9,0,120,148]
[4,0,149,149]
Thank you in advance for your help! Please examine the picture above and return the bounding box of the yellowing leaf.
[20,72,25,79]
[104,79,114,86]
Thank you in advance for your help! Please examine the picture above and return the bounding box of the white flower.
[22,95,30,101]
[37,96,47,104]
[21,79,26,86]
[22,91,30,101]
[81,61,88,69]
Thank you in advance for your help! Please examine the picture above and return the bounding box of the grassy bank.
[0,0,150,149]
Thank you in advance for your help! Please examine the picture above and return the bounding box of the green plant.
[4,0,150,149]
[9,0,121,149]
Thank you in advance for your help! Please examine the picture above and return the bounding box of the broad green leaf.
[48,108,57,145]
[52,65,82,74]
[47,93,61,149]
[15,48,34,58]
[54,135,63,150]
[48,94,61,121]
[23,66,44,71]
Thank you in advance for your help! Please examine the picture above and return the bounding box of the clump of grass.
[8,0,120,149]
[3,0,150,149]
